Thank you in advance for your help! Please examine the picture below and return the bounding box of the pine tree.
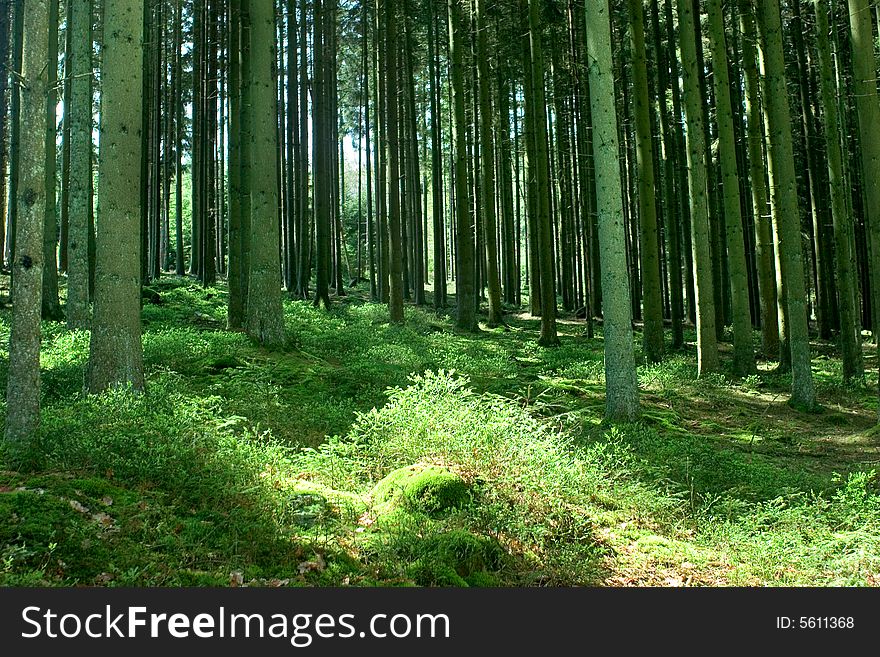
[628,0,664,363]
[586,0,640,421]
[5,0,50,445]
[707,0,755,376]
[814,0,862,383]
[66,0,93,330]
[87,0,146,393]
[755,0,815,409]
[677,0,720,375]
[244,0,286,347]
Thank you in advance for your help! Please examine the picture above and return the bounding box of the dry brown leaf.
[92,512,114,527]
[297,554,326,575]
[230,571,244,587]
[68,499,89,514]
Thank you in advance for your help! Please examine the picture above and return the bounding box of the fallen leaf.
[230,571,244,587]
[101,496,114,507]
[92,512,114,527]
[267,579,290,588]
[69,499,89,514]
[297,554,326,575]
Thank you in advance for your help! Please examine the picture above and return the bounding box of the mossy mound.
[371,464,472,515]
[405,530,504,587]
[288,480,366,526]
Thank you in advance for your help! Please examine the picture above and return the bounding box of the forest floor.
[1,277,879,587]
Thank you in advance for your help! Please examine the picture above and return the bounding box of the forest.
[0,0,879,588]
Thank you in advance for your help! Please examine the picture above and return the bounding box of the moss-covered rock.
[404,529,504,587]
[287,480,366,526]
[371,464,471,515]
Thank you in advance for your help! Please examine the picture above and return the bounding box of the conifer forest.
[1,0,880,588]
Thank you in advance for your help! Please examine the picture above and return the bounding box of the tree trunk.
[814,0,863,382]
[244,0,286,347]
[5,0,50,445]
[847,0,880,419]
[737,0,779,358]
[707,0,755,376]
[41,0,63,321]
[586,0,639,421]
[677,0,720,375]
[449,0,477,332]
[476,0,502,327]
[629,0,664,363]
[87,0,146,393]
[66,0,93,330]
[756,0,816,409]
[527,0,559,347]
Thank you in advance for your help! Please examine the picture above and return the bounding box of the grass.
[1,276,879,586]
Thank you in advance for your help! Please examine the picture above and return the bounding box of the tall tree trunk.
[814,0,863,382]
[650,0,683,349]
[707,0,755,376]
[384,0,404,323]
[428,0,447,308]
[629,0,664,363]
[449,0,477,331]
[756,0,816,409]
[66,0,93,330]
[87,0,146,393]
[847,0,880,419]
[5,0,23,266]
[527,0,559,346]
[476,0,502,327]
[677,0,720,375]
[0,0,11,264]
[41,0,63,321]
[586,0,639,421]
[245,0,286,346]
[228,0,245,328]
[5,0,50,445]
[738,0,779,358]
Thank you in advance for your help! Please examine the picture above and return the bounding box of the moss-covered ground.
[1,278,879,586]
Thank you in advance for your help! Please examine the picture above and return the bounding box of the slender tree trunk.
[66,0,93,330]
[0,0,9,264]
[847,0,880,419]
[428,0,446,308]
[4,0,50,445]
[384,0,404,323]
[677,0,720,375]
[245,0,286,347]
[87,0,146,393]
[814,0,863,382]
[41,0,62,321]
[756,0,815,409]
[5,0,23,266]
[449,0,477,331]
[586,0,639,421]
[629,0,663,362]
[476,0,502,327]
[228,0,245,328]
[527,0,559,346]
[738,0,779,358]
[707,0,755,376]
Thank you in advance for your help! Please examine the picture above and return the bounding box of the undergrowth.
[0,277,878,587]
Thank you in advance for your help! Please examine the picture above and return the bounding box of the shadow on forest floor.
[1,275,879,586]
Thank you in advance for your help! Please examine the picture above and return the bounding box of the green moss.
[371,464,472,515]
[403,530,503,586]
[288,480,367,523]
